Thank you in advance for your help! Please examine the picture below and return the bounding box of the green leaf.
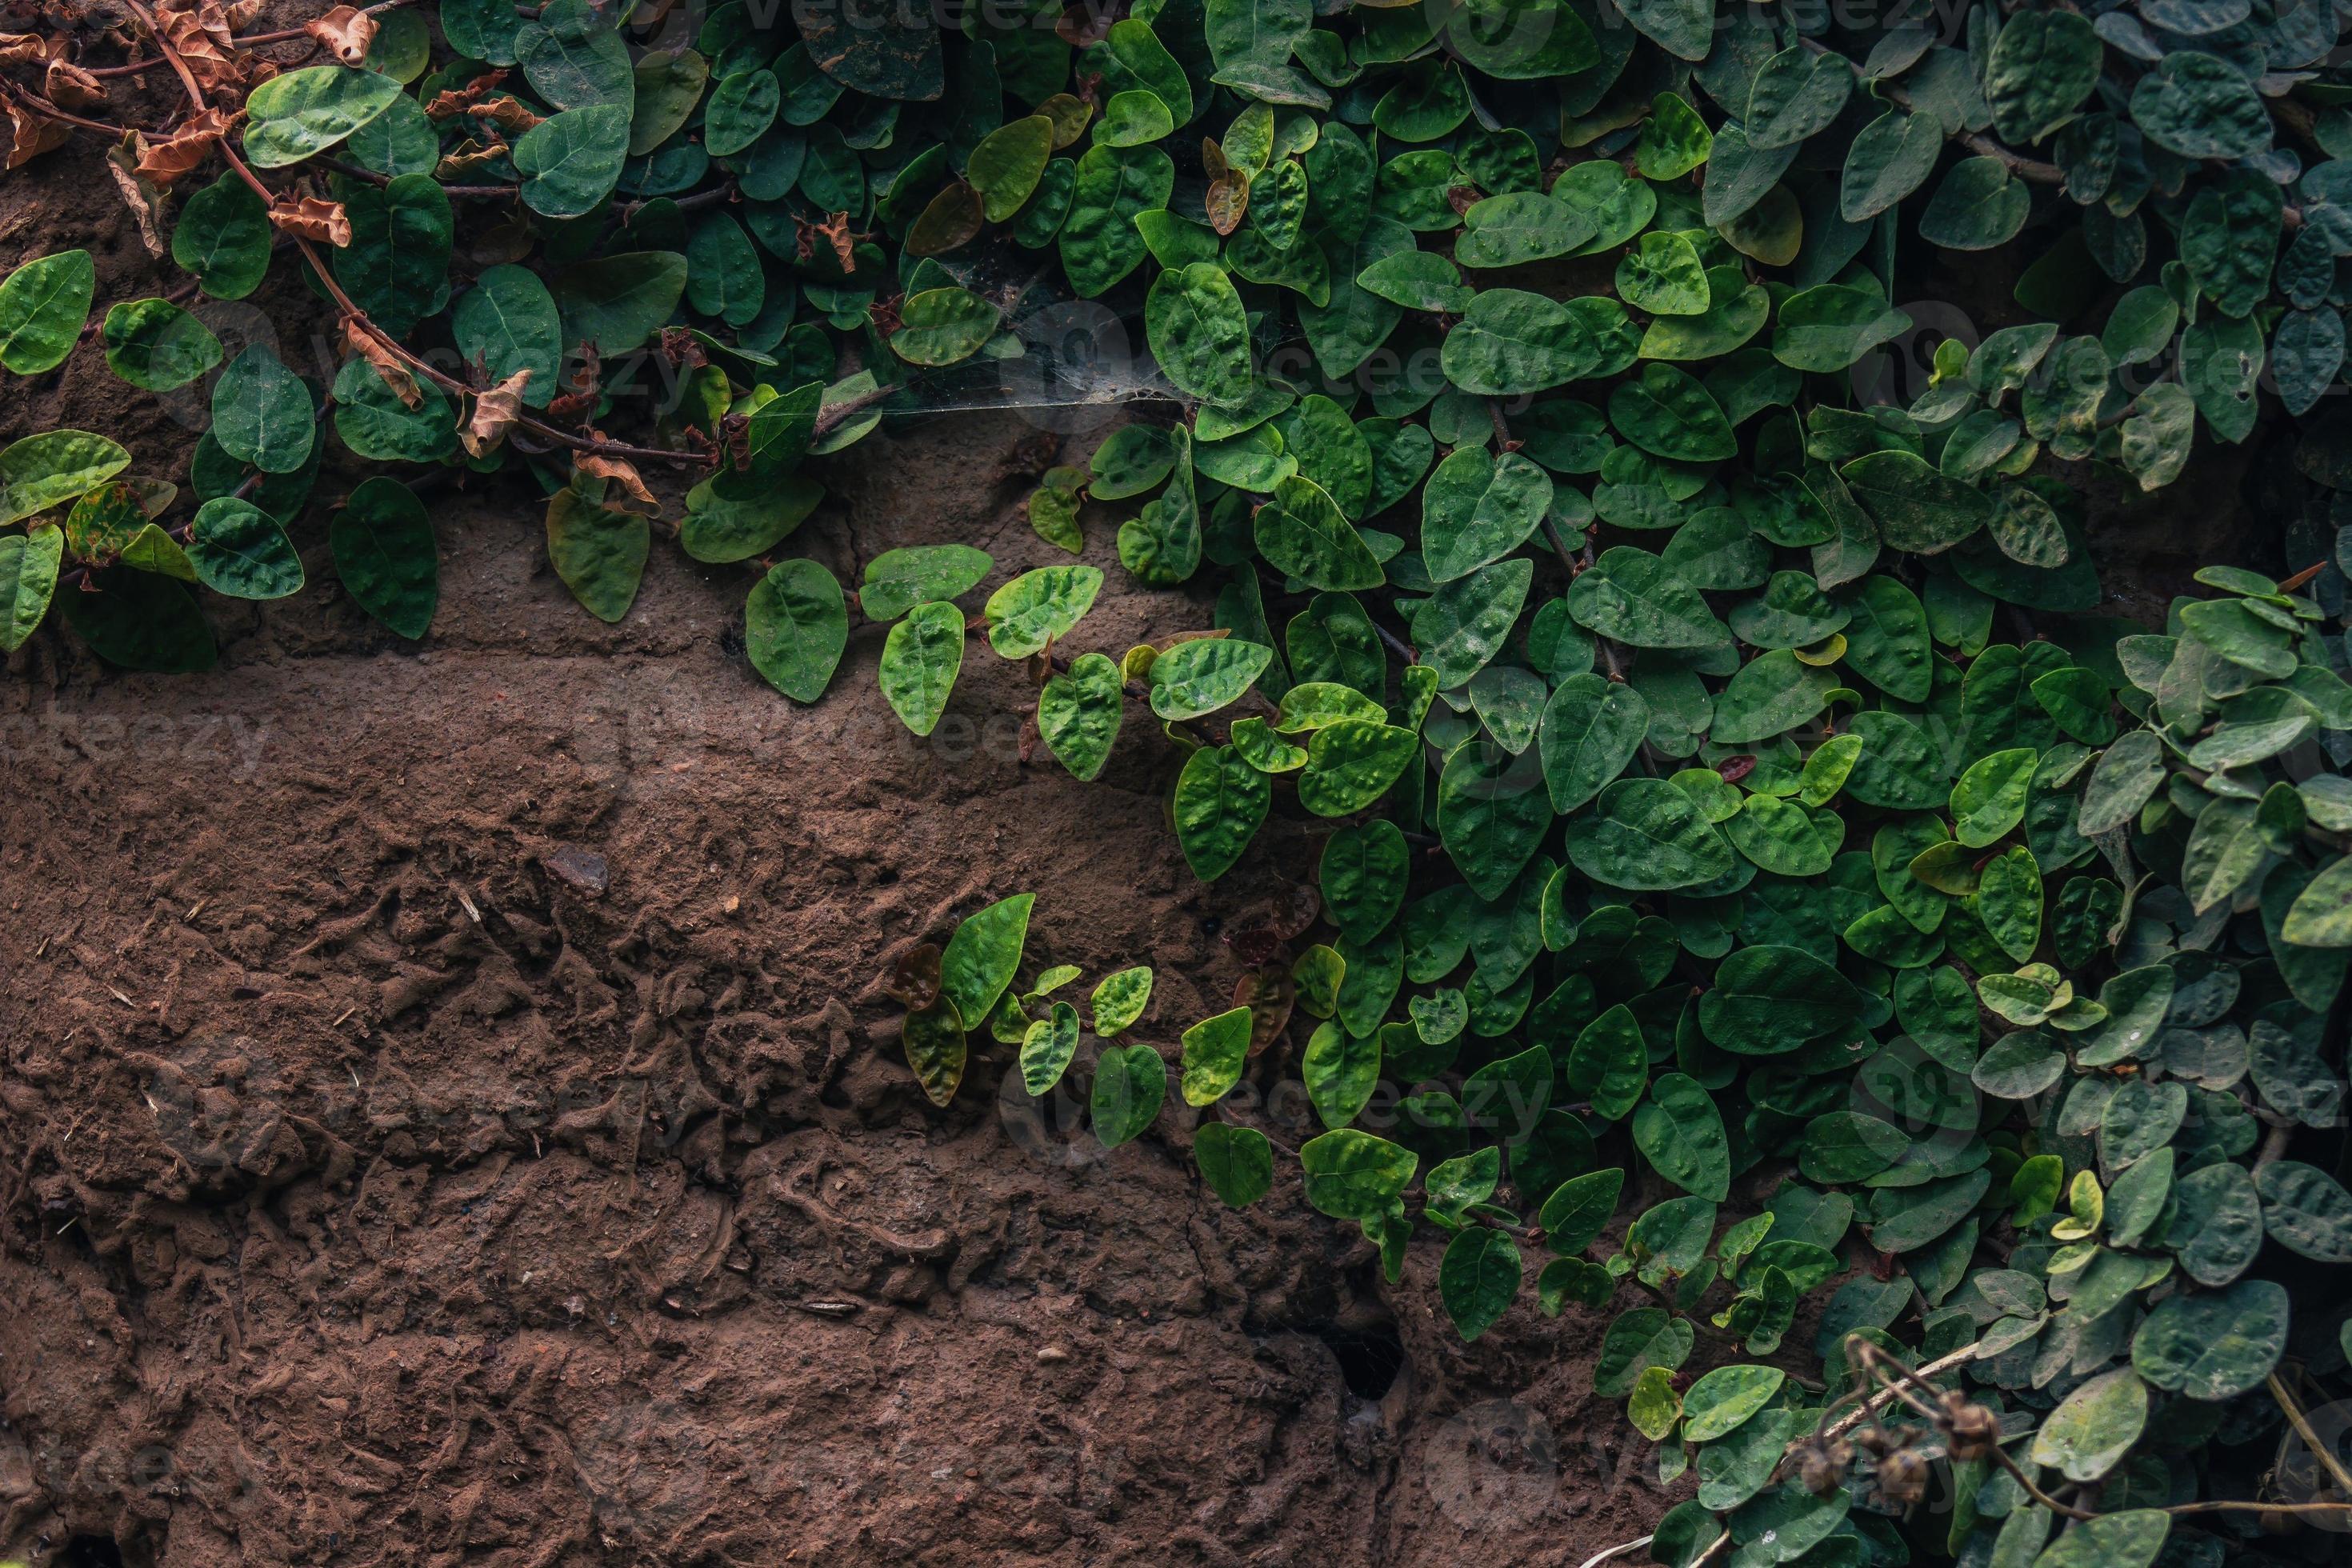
[337,174,453,335]
[1566,1002,1649,1119]
[1038,650,1124,782]
[1840,450,1991,552]
[704,69,781,156]
[986,565,1102,658]
[1196,1122,1274,1206]
[1091,966,1154,1036]
[968,114,1054,221]
[2029,1512,2167,1568]
[2256,1160,2352,1262]
[858,543,992,621]
[242,65,404,166]
[1151,637,1273,720]
[452,266,562,408]
[187,497,303,600]
[1746,46,1852,149]
[1609,362,1736,462]
[1179,1005,1254,1106]
[332,356,456,462]
[1020,1001,1082,1094]
[1298,1128,1417,1220]
[1539,674,1650,812]
[0,250,93,374]
[1421,447,1552,582]
[939,892,1034,1031]
[330,476,436,639]
[890,286,1000,366]
[1595,1306,1696,1396]
[1918,157,2031,250]
[1093,1042,1167,1147]
[1417,558,1534,687]
[514,103,633,217]
[544,488,647,624]
[1986,10,2102,143]
[1439,1228,1522,1342]
[1633,1073,1730,1201]
[1174,745,1271,880]
[1774,286,1912,373]
[212,346,314,475]
[1566,777,1734,891]
[2029,1367,2149,1483]
[100,298,222,391]
[171,174,271,300]
[1455,192,1596,268]
[1060,144,1175,298]
[1254,474,1384,591]
[1710,650,1835,744]
[550,252,689,357]
[1682,1365,1785,1443]
[878,600,966,736]
[1303,1020,1379,1129]
[2131,52,2270,159]
[1538,1167,1625,1254]
[1702,945,1867,1055]
[1297,719,1419,815]
[2132,1278,2287,1402]
[1951,747,2036,846]
[0,525,62,652]
[0,430,130,525]
[745,556,848,699]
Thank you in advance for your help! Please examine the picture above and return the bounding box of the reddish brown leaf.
[1234,965,1297,1058]
[886,942,943,1010]
[1206,182,1247,235]
[0,34,48,66]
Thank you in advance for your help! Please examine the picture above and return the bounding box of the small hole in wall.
[62,1537,126,1568]
[1314,1319,1407,1401]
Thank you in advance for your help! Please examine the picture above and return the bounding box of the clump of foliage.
[6,0,2352,1562]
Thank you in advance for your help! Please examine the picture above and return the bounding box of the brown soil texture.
[0,107,1698,1565]
[0,48,2267,1568]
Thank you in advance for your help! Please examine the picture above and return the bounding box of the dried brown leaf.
[303,5,377,67]
[0,33,47,66]
[270,194,351,247]
[423,70,509,120]
[461,368,532,458]
[575,449,661,517]
[470,96,542,135]
[130,106,236,186]
[104,136,170,258]
[44,58,108,110]
[154,0,243,90]
[342,318,423,410]
[3,101,71,170]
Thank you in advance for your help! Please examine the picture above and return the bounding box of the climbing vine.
[5,0,2352,1562]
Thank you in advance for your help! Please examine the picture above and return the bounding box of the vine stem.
[1574,1537,1653,1568]
[2271,1370,2352,1502]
